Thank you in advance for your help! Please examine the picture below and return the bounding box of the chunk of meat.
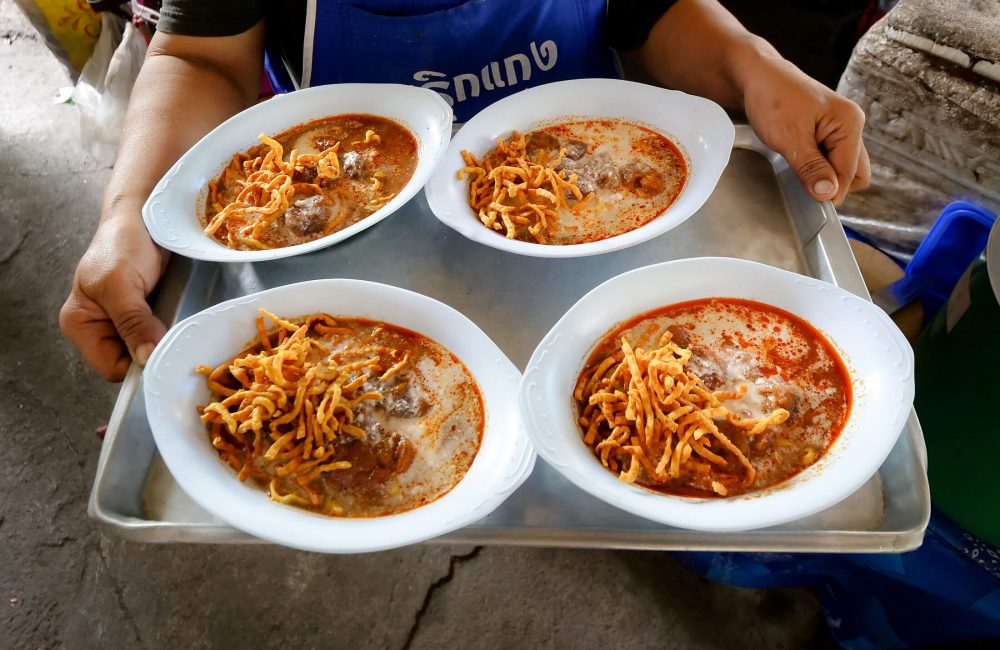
[526,131,560,158]
[636,172,666,198]
[621,163,666,198]
[283,195,331,236]
[292,165,317,184]
[382,384,429,418]
[362,378,430,418]
[374,432,416,474]
[328,427,415,487]
[687,346,726,390]
[762,384,801,416]
[341,150,367,179]
[573,176,595,196]
[557,153,620,195]
[356,413,385,439]
[666,324,691,349]
[563,139,588,160]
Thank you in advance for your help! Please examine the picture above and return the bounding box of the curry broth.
[204,114,417,250]
[576,299,851,498]
[470,119,687,244]
[204,317,484,518]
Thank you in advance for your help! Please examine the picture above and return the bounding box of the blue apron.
[267,0,619,122]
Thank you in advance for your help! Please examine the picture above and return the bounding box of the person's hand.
[741,57,870,206]
[60,217,169,381]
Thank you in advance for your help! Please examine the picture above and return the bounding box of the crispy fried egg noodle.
[576,331,789,496]
[459,131,592,244]
[197,307,491,520]
[197,309,405,514]
[144,278,536,551]
[204,134,356,250]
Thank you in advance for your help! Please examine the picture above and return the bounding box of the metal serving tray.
[89,127,931,552]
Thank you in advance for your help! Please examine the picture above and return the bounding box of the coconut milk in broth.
[527,119,687,244]
[270,320,484,517]
[592,299,851,493]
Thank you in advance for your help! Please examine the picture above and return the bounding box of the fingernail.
[135,343,154,366]
[813,179,836,196]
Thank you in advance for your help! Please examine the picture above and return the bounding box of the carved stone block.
[836,0,1000,259]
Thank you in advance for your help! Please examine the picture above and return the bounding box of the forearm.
[101,29,264,227]
[636,0,783,110]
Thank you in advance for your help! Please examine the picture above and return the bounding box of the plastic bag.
[836,7,1000,262]
[71,13,147,165]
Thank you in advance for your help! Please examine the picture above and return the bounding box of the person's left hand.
[741,57,870,206]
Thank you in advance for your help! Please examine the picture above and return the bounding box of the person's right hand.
[57,25,266,382]
[60,217,170,381]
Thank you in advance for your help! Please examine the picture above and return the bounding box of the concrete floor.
[0,3,838,648]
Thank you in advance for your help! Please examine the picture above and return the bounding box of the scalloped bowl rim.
[143,279,536,553]
[518,257,914,531]
[424,78,735,258]
[143,84,453,262]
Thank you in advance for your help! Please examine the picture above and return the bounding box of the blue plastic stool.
[677,202,1000,648]
[903,202,996,316]
[852,202,997,318]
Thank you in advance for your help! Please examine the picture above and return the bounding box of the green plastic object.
[915,218,1000,545]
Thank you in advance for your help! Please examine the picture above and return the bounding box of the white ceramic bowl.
[424,78,735,258]
[518,257,914,532]
[143,84,452,262]
[143,279,535,553]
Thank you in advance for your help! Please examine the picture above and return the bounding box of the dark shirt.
[158,1,677,84]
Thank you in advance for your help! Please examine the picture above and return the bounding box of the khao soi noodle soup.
[459,118,687,245]
[203,114,417,251]
[574,299,851,498]
[197,310,484,517]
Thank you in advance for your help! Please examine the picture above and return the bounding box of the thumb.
[793,145,839,202]
[103,283,167,366]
